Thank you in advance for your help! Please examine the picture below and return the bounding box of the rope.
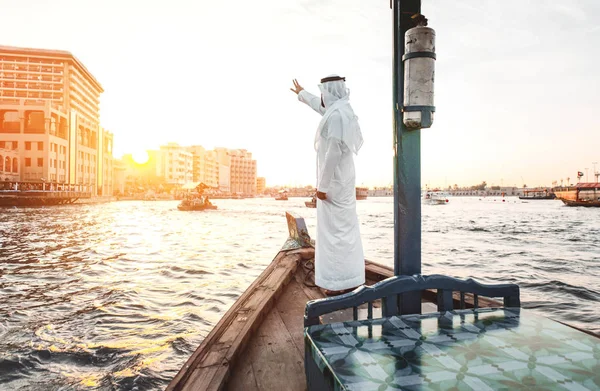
[302,258,317,288]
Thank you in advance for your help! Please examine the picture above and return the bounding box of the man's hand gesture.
[290,79,304,95]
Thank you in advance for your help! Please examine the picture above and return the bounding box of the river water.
[0,197,598,390]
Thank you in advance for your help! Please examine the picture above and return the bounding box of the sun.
[132,150,149,165]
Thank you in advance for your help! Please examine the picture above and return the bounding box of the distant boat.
[356,187,368,200]
[305,195,316,208]
[177,197,217,211]
[554,183,600,207]
[518,189,556,200]
[275,190,288,201]
[177,203,218,211]
[422,190,449,205]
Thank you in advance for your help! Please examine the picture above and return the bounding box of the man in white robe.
[290,75,365,295]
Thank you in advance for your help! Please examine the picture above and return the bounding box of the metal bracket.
[402,51,436,61]
[403,105,435,129]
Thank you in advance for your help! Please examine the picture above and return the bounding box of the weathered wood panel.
[242,310,306,391]
[275,278,313,356]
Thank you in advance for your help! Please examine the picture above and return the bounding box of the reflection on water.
[0,197,598,390]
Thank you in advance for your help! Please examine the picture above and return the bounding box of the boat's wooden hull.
[561,199,600,207]
[518,195,555,200]
[305,201,316,208]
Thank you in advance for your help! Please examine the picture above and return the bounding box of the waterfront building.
[256,177,266,194]
[0,45,113,195]
[157,142,193,185]
[186,145,218,188]
[228,149,257,195]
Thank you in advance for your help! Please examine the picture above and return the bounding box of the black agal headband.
[320,76,346,83]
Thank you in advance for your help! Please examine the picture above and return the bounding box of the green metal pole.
[393,0,422,314]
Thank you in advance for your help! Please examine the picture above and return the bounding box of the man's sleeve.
[318,113,343,193]
[298,90,326,115]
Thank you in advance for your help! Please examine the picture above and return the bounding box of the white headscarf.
[314,75,364,155]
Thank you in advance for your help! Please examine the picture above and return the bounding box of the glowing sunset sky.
[2,0,599,187]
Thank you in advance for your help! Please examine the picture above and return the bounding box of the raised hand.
[290,79,304,95]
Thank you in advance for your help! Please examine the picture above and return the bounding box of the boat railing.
[304,274,520,326]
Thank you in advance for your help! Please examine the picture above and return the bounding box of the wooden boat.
[554,183,600,207]
[0,182,91,206]
[166,213,503,391]
[177,204,217,211]
[305,197,316,208]
[355,187,368,200]
[518,189,555,200]
[561,199,600,207]
[177,201,218,211]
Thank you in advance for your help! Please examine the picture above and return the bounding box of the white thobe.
[298,90,365,291]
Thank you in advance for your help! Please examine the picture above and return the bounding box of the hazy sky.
[2,0,599,187]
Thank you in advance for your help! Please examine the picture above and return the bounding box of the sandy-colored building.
[213,147,231,193]
[229,149,257,195]
[0,145,19,182]
[157,143,193,185]
[112,158,126,195]
[256,177,266,194]
[187,145,218,188]
[0,45,112,194]
[212,148,256,195]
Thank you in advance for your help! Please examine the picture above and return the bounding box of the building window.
[37,158,43,167]
[25,158,31,167]
[25,111,45,134]
[38,141,43,151]
[1,110,20,133]
[12,158,17,173]
[0,155,3,171]
[0,141,4,149]
[25,142,31,150]
[5,156,11,172]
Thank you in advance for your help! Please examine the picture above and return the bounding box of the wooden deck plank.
[179,366,219,391]
[224,354,260,391]
[365,259,394,282]
[293,259,324,302]
[275,278,313,357]
[245,310,306,391]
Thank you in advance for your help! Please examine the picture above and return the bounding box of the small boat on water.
[518,189,556,200]
[554,183,600,207]
[422,190,449,205]
[177,203,217,211]
[275,190,288,201]
[305,195,316,208]
[177,197,217,211]
[356,187,368,200]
